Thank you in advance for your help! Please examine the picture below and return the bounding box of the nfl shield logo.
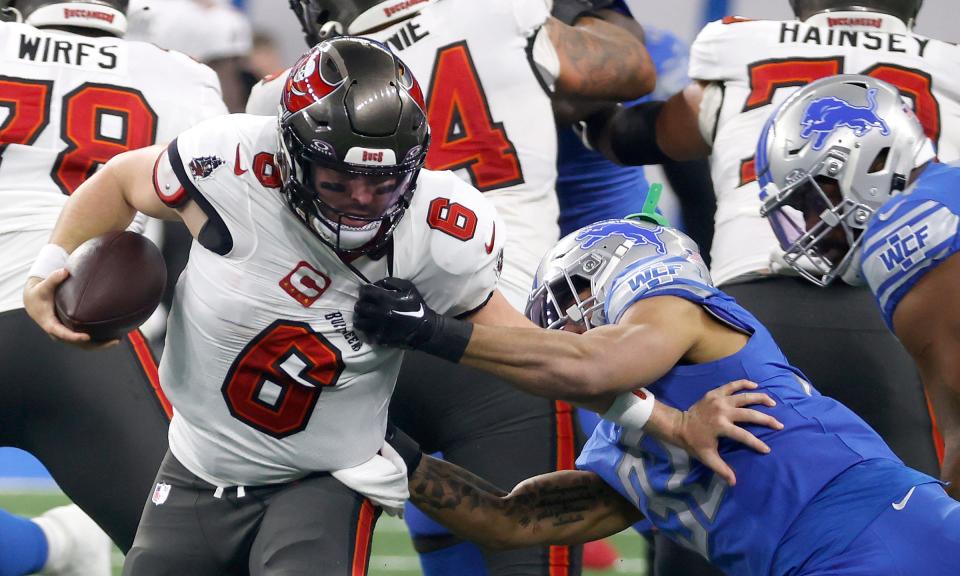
[152,482,171,506]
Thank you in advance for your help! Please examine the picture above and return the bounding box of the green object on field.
[626,182,670,227]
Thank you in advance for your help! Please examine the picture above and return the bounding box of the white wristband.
[28,244,68,280]
[602,389,656,431]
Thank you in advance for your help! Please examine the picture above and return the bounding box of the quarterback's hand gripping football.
[354,278,473,363]
[23,271,105,348]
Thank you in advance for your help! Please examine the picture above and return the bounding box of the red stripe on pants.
[550,401,576,576]
[128,330,172,419]
[352,500,377,576]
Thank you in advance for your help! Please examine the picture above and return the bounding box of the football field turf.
[0,491,648,576]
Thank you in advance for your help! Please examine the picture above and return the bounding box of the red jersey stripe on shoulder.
[153,147,187,207]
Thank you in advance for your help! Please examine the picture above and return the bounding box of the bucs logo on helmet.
[283,47,344,115]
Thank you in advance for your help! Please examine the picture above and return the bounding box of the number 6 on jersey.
[222,320,345,439]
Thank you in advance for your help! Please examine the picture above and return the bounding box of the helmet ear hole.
[322,54,344,82]
[868,147,890,174]
[788,144,807,157]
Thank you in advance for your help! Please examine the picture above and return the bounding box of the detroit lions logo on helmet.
[800,88,890,150]
[575,221,667,254]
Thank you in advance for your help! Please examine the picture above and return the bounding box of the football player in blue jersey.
[353,214,960,575]
[758,73,960,499]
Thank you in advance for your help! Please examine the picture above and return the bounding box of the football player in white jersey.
[587,0,950,491]
[247,1,655,574]
[0,0,227,570]
[22,36,601,575]
[250,0,653,310]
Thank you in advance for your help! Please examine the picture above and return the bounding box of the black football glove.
[354,278,473,363]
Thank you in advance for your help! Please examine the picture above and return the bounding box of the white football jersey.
[0,21,227,313]
[246,0,558,310]
[690,12,960,286]
[155,114,503,486]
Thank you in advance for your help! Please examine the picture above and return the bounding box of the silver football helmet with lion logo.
[526,218,710,331]
[757,75,933,286]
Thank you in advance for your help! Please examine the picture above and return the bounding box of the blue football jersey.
[860,162,960,329]
[576,270,903,576]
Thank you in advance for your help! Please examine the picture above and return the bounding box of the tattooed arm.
[409,456,643,550]
[546,12,655,102]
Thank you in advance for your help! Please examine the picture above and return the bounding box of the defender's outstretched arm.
[409,455,642,550]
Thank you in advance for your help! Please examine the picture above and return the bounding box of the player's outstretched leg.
[249,475,380,576]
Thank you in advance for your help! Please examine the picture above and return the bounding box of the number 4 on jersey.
[425,42,524,192]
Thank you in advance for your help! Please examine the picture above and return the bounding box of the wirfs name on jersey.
[779,23,931,57]
[15,32,118,69]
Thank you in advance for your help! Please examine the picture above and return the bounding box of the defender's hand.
[674,380,783,486]
[354,278,440,348]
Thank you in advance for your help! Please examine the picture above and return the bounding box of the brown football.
[55,231,167,341]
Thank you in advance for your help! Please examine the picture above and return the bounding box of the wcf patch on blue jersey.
[878,223,931,273]
[628,263,683,292]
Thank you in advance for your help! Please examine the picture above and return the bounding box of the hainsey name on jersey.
[154,114,504,487]
[777,22,931,55]
[0,21,227,314]
[690,12,960,286]
[247,0,558,311]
